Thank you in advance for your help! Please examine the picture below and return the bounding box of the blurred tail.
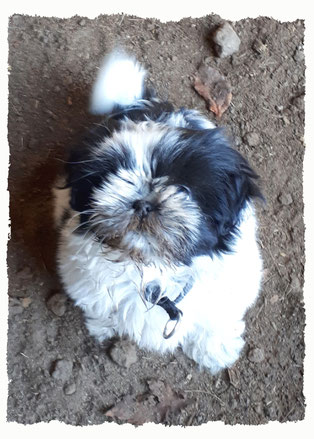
[89,51,146,115]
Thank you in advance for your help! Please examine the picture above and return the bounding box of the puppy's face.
[67,120,261,265]
[80,121,201,265]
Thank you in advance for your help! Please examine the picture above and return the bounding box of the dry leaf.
[227,366,241,389]
[194,64,232,118]
[105,394,151,425]
[104,379,188,425]
[147,379,187,422]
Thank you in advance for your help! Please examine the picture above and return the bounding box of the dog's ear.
[64,118,131,213]
[64,123,112,213]
[176,128,264,254]
[65,143,99,213]
[202,128,264,250]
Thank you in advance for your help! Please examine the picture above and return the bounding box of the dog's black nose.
[132,199,154,217]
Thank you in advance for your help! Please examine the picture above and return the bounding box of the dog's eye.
[177,185,191,197]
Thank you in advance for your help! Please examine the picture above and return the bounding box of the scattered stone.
[293,47,304,63]
[252,39,268,55]
[64,382,76,395]
[109,339,137,368]
[248,347,265,363]
[291,275,302,292]
[228,397,238,410]
[47,293,67,317]
[234,136,242,146]
[291,95,304,111]
[79,18,86,26]
[213,22,241,58]
[21,297,33,308]
[244,132,260,147]
[270,294,279,304]
[51,359,73,381]
[227,366,241,389]
[213,370,230,394]
[254,402,264,415]
[278,193,293,206]
[282,115,290,126]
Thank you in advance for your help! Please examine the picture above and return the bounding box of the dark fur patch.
[152,127,263,256]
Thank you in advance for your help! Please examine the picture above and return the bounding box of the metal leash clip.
[162,311,182,339]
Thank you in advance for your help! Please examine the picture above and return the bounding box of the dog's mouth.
[87,184,201,265]
[90,214,196,266]
[94,227,180,265]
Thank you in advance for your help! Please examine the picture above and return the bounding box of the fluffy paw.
[182,321,246,373]
[85,316,117,342]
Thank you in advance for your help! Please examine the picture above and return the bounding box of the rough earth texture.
[7,14,305,425]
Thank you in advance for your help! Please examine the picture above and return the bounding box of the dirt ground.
[7,14,305,426]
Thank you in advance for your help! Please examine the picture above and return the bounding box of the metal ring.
[163,314,182,339]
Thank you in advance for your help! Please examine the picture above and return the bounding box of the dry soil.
[7,14,305,425]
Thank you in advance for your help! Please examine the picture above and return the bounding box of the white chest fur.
[55,193,262,373]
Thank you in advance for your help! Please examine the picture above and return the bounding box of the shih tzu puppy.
[53,51,263,374]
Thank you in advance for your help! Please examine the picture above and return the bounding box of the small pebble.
[291,95,304,111]
[293,47,304,63]
[252,39,267,55]
[248,347,265,363]
[51,359,73,381]
[21,297,32,308]
[244,132,260,147]
[278,193,293,206]
[185,373,192,383]
[64,382,76,395]
[213,22,241,58]
[282,115,290,125]
[109,340,137,368]
[291,275,301,292]
[47,293,67,317]
[254,402,264,415]
[270,294,279,304]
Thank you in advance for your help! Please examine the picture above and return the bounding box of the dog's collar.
[156,296,183,339]
[145,281,193,339]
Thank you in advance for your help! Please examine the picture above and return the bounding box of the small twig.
[184,389,225,406]
[118,14,125,26]
[262,274,276,285]
[266,245,285,278]
[19,352,29,358]
[186,410,197,426]
[284,403,296,421]
[251,301,265,324]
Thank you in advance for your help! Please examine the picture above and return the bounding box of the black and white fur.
[53,51,263,373]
